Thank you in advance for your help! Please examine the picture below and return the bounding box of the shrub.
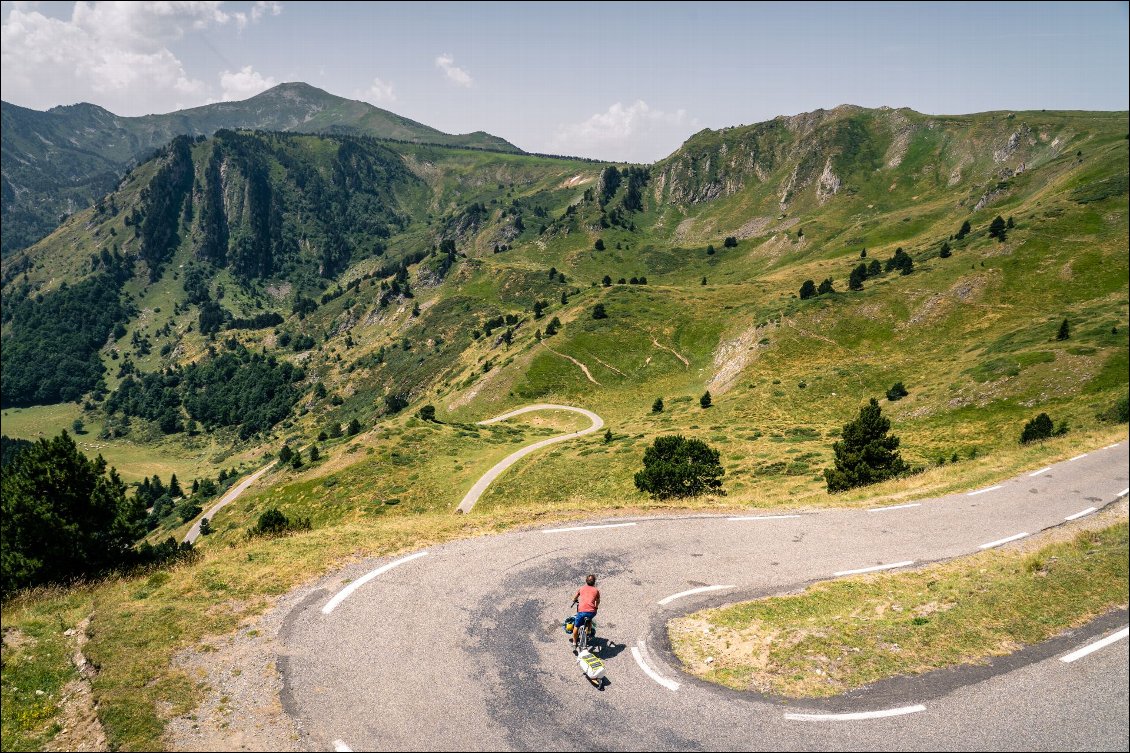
[886,382,909,401]
[652,397,664,413]
[347,418,362,435]
[700,391,712,408]
[250,507,311,538]
[592,304,608,320]
[594,239,605,251]
[799,280,817,299]
[603,429,613,443]
[634,435,724,499]
[824,399,910,492]
[1056,318,1070,341]
[723,236,738,248]
[817,278,835,295]
[1019,413,1055,444]
[418,405,437,422]
[1097,394,1129,424]
[199,517,212,536]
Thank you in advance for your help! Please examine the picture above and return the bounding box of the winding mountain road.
[278,437,1129,751]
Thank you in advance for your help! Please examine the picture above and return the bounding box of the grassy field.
[669,510,1129,698]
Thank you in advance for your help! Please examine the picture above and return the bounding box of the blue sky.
[2,1,1127,162]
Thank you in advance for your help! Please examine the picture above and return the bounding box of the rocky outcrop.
[993,123,1034,163]
[816,158,842,204]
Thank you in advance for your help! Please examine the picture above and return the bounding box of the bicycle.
[568,615,605,687]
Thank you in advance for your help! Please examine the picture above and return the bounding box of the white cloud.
[435,53,473,88]
[551,100,700,162]
[357,76,396,105]
[218,65,277,101]
[0,1,281,115]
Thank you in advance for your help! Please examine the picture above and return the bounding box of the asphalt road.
[278,439,1129,751]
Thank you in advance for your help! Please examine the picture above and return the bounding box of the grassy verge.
[669,508,1128,698]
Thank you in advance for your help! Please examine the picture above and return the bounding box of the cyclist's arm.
[570,589,579,606]
[593,591,600,609]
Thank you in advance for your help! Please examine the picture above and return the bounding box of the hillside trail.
[649,334,690,368]
[184,465,272,544]
[540,342,601,385]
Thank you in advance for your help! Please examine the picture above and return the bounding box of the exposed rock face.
[816,158,842,204]
[993,123,1034,163]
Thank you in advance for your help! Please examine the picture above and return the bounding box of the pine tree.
[602,275,612,287]
[817,278,835,295]
[956,220,972,240]
[988,215,1007,242]
[169,473,183,498]
[594,239,605,251]
[939,241,952,258]
[309,446,320,462]
[592,304,608,320]
[634,435,724,499]
[652,397,664,413]
[1056,318,1070,341]
[799,280,817,300]
[823,399,910,492]
[849,264,868,290]
[700,391,712,408]
[347,418,362,435]
[1019,413,1055,444]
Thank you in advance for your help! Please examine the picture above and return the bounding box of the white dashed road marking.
[658,585,734,605]
[1118,488,1129,498]
[1065,507,1097,521]
[1068,453,1088,462]
[727,514,803,521]
[968,485,1003,496]
[631,641,680,691]
[332,740,353,752]
[1029,467,1052,477]
[833,561,914,577]
[543,522,637,534]
[784,705,927,722]
[322,551,429,615]
[868,503,921,512]
[979,532,1028,549]
[1060,627,1129,664]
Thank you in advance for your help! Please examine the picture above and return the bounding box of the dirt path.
[541,342,601,385]
[455,404,604,514]
[592,355,626,377]
[650,335,690,368]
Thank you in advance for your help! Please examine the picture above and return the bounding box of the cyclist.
[569,574,600,653]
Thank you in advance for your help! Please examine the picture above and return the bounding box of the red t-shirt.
[577,585,600,613]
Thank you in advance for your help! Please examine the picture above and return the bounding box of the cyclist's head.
[586,574,596,586]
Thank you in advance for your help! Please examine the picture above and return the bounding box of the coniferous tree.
[602,275,612,287]
[1020,413,1055,444]
[988,215,1007,242]
[823,399,910,492]
[817,278,835,295]
[939,241,952,258]
[849,263,868,290]
[652,397,664,413]
[700,391,712,409]
[1056,318,1070,341]
[592,304,608,320]
[634,435,724,499]
[594,239,605,251]
[347,418,362,435]
[956,220,972,240]
[799,280,818,299]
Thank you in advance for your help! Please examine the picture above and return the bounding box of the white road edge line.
[1104,443,1121,450]
[332,740,353,752]
[784,705,926,722]
[1068,453,1088,462]
[967,485,1003,496]
[868,503,921,512]
[727,514,803,521]
[834,561,914,577]
[979,532,1028,550]
[1060,627,1129,663]
[1028,467,1052,477]
[631,642,680,691]
[543,522,637,534]
[1065,507,1097,521]
[1118,488,1130,498]
[658,585,734,605]
[322,551,429,615]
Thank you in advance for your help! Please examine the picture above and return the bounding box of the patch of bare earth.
[44,617,107,753]
[164,599,303,752]
[707,322,774,395]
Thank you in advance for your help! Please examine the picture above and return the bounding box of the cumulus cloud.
[218,65,277,101]
[0,1,281,115]
[357,76,396,105]
[550,100,700,162]
[435,53,473,88]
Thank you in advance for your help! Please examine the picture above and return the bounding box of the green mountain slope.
[0,83,521,255]
[2,105,1126,518]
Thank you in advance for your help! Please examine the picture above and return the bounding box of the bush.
[799,280,817,300]
[592,304,608,320]
[634,435,724,499]
[594,239,605,251]
[1019,413,1056,444]
[1097,394,1129,424]
[652,397,664,413]
[250,507,310,538]
[199,517,212,536]
[723,236,738,248]
[886,382,909,401]
[824,399,910,492]
[1056,318,1070,341]
[700,391,712,408]
[418,405,437,422]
